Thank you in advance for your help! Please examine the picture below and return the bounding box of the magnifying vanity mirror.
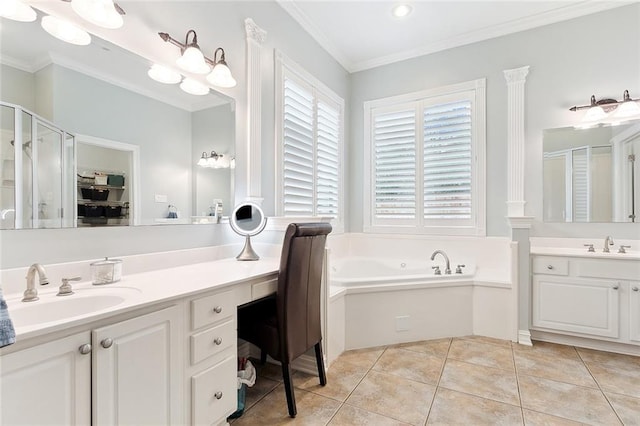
[543,120,639,223]
[229,202,267,261]
[0,12,235,230]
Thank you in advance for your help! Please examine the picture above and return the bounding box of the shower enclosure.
[0,102,75,229]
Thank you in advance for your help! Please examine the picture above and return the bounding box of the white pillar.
[244,18,267,202]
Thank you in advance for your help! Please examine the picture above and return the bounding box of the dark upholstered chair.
[237,222,332,418]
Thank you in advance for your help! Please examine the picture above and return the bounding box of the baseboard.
[518,329,533,346]
[531,330,640,356]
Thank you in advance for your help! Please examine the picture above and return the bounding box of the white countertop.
[530,246,640,260]
[4,257,280,342]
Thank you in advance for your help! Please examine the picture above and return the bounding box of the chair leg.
[282,362,297,418]
[260,349,267,365]
[314,342,327,386]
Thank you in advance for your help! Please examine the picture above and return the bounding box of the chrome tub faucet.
[430,250,451,275]
[22,263,49,302]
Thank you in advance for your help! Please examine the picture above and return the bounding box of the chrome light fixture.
[570,90,640,124]
[41,15,91,46]
[159,30,237,88]
[70,0,125,29]
[0,0,37,22]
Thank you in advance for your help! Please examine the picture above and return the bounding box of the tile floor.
[231,336,640,425]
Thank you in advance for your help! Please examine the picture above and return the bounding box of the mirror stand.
[237,235,260,261]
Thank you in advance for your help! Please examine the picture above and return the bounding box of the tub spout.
[430,250,451,275]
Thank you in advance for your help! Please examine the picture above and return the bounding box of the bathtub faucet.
[430,250,451,275]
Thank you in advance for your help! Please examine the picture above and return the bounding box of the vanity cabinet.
[0,332,91,425]
[531,255,640,346]
[93,305,183,425]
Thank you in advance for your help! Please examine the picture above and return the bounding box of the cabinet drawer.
[191,289,235,330]
[532,257,569,276]
[192,356,237,425]
[191,320,236,365]
[252,278,277,300]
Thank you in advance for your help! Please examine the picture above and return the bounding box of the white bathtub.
[330,256,475,289]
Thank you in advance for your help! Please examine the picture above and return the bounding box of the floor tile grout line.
[424,338,453,426]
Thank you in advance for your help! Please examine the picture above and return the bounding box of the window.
[275,52,344,229]
[364,79,486,235]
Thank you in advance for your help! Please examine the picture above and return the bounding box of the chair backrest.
[277,222,332,362]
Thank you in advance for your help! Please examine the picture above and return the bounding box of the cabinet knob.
[78,343,92,355]
[547,265,554,270]
[101,338,114,348]
[214,337,223,345]
[214,391,223,400]
[612,285,619,290]
[633,286,639,292]
[213,306,223,314]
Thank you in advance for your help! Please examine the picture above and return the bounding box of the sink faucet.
[430,250,451,275]
[603,236,615,253]
[22,263,49,302]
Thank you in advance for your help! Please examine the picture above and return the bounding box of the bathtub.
[330,256,475,291]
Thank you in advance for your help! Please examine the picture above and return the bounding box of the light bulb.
[71,0,123,29]
[207,63,237,88]
[180,78,209,96]
[176,47,210,74]
[148,64,181,84]
[0,0,36,22]
[41,16,91,46]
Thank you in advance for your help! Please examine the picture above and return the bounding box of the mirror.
[229,203,267,261]
[0,15,235,229]
[543,120,640,223]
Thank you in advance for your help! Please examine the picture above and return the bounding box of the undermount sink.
[8,287,142,328]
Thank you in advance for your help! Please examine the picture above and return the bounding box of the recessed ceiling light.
[392,4,413,18]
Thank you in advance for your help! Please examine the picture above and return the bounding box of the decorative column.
[504,66,534,346]
[244,18,267,202]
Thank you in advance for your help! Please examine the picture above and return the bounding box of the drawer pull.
[213,306,223,314]
[78,343,91,355]
[633,286,639,292]
[213,337,223,345]
[101,338,113,348]
[546,265,554,270]
[612,285,619,290]
[214,391,223,400]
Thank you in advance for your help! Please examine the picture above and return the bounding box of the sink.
[7,287,142,328]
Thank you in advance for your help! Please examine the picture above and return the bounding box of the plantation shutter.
[423,100,472,220]
[373,108,417,219]
[572,147,589,222]
[316,99,340,218]
[283,77,314,216]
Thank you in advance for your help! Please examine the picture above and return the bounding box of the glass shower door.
[33,120,64,228]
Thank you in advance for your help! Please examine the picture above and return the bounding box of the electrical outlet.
[154,194,168,203]
[395,315,410,331]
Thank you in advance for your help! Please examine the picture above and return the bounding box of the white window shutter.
[423,100,472,220]
[316,100,340,218]
[373,109,417,219]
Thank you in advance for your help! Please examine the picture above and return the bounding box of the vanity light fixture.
[197,151,227,168]
[69,0,125,29]
[41,15,91,46]
[159,30,237,88]
[570,90,640,124]
[0,0,37,22]
[180,77,209,96]
[147,64,182,84]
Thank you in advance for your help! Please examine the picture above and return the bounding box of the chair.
[237,222,332,418]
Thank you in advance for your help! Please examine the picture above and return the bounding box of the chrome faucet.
[430,250,451,275]
[603,236,615,253]
[22,263,49,302]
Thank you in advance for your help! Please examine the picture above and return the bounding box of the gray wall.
[0,64,35,110]
[348,4,640,239]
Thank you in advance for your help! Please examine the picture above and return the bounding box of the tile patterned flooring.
[231,336,640,425]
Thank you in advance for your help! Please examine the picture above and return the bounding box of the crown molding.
[280,0,633,73]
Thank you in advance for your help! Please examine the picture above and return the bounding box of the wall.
[349,4,640,239]
[0,64,35,111]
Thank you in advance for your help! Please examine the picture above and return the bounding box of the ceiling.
[277,0,633,72]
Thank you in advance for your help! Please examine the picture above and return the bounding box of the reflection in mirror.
[543,121,640,223]
[0,13,235,228]
[229,203,267,261]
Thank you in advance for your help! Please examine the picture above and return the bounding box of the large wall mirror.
[543,120,639,223]
[0,14,235,229]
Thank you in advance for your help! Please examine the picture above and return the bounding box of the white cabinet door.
[92,305,182,426]
[0,332,91,425]
[532,276,620,338]
[630,282,640,343]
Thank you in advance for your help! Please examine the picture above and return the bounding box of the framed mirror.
[229,202,267,261]
[543,120,639,223]
[0,13,235,229]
